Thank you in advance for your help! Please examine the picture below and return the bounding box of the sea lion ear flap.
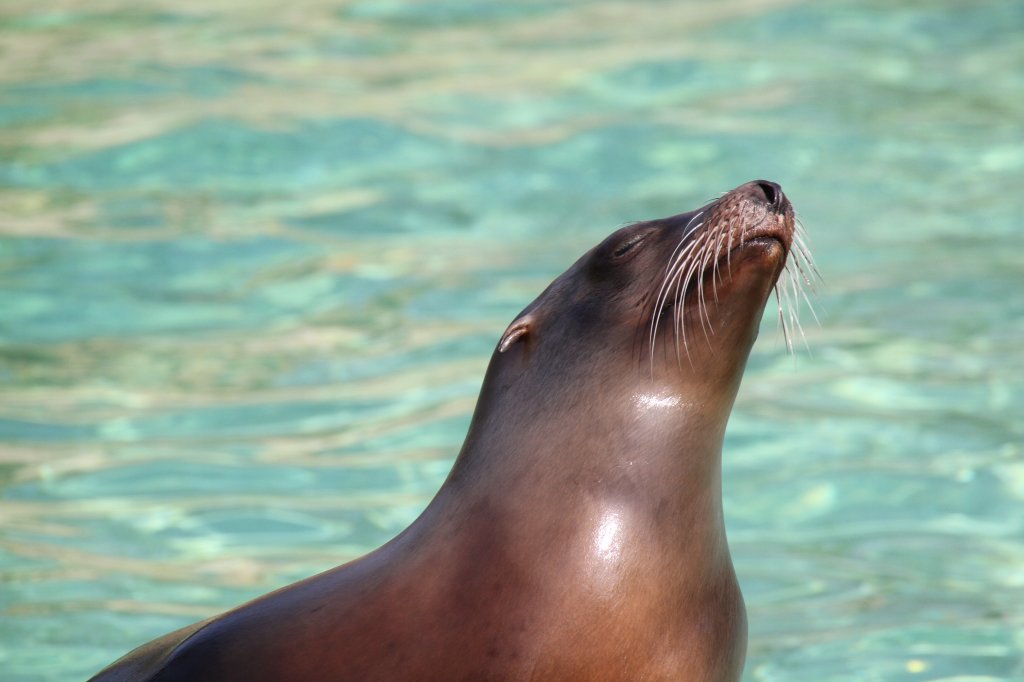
[498,315,533,353]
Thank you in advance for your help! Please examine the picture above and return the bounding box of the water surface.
[1,0,1022,679]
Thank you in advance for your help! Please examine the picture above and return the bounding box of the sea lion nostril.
[755,181,782,209]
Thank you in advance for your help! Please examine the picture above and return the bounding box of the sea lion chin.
[89,179,812,682]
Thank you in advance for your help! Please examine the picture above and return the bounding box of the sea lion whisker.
[649,235,706,362]
[658,230,706,296]
[677,241,702,320]
[786,225,821,328]
[726,221,733,276]
[711,228,728,303]
[793,267,820,326]
[785,266,811,353]
[788,267,803,353]
[676,262,697,364]
[792,230,816,265]
[786,268,801,353]
[793,228,822,285]
[674,236,712,362]
[662,261,686,367]
[656,258,688,369]
[662,219,705,287]
[673,276,688,367]
[650,233,710,369]
[665,212,705,272]
[684,241,712,344]
[651,250,684,352]
[673,245,702,364]
[789,247,816,290]
[774,285,791,353]
[698,238,719,336]
[778,273,792,355]
[663,234,705,285]
[663,223,705,280]
[800,251,822,290]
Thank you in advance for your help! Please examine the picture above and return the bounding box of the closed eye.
[612,232,650,259]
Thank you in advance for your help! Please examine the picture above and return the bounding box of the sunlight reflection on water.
[1,0,1022,680]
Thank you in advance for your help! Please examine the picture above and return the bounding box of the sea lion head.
[487,180,810,436]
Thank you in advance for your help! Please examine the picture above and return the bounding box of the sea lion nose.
[754,180,783,210]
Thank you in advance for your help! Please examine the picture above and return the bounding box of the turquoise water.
[1,0,1022,679]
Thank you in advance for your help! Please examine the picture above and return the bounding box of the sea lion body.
[91,180,802,682]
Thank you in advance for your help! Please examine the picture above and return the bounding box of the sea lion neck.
[429,361,735,546]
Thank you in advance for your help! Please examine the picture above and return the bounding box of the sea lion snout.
[707,179,795,255]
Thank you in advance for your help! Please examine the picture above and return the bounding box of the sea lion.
[89,179,810,682]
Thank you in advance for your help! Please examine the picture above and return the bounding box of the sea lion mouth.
[647,181,818,361]
[719,231,790,269]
